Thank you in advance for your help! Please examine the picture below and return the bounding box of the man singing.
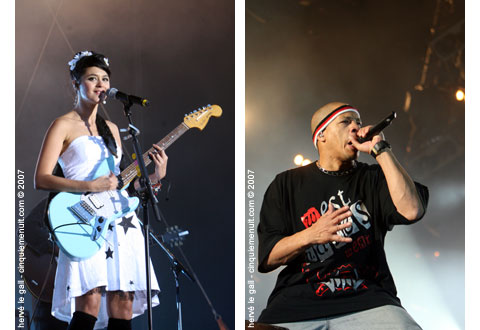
[257,102,429,329]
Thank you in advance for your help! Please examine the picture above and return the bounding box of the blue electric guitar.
[48,104,222,260]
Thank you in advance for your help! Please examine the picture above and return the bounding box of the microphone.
[357,111,397,144]
[106,88,150,107]
[99,91,107,104]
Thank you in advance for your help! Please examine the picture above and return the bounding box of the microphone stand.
[122,101,155,330]
[121,101,193,330]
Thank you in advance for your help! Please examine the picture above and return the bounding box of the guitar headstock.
[183,104,222,130]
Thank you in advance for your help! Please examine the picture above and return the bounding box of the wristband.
[151,181,162,194]
[370,141,391,158]
[116,175,124,190]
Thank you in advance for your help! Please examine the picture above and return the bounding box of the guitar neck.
[119,122,189,186]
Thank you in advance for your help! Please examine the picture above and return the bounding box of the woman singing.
[34,51,167,330]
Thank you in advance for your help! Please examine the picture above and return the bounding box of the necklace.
[316,160,357,176]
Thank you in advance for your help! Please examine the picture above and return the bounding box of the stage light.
[455,88,465,101]
[302,159,312,166]
[403,91,412,112]
[294,154,304,166]
[434,251,440,258]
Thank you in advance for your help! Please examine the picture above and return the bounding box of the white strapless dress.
[51,136,160,329]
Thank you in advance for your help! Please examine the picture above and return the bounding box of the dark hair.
[69,51,111,82]
[69,51,117,157]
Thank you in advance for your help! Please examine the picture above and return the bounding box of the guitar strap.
[96,114,118,158]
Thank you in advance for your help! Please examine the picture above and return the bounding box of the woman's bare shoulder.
[51,111,78,128]
[46,111,83,145]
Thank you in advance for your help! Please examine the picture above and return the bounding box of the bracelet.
[116,175,124,190]
[151,181,162,194]
[370,141,391,158]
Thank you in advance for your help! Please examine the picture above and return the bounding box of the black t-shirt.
[257,162,429,324]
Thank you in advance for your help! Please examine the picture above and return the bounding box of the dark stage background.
[246,0,464,329]
[15,0,234,329]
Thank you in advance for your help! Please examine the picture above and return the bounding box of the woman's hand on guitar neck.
[89,172,118,192]
[150,144,168,182]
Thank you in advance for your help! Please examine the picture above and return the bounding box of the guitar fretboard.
[120,122,189,186]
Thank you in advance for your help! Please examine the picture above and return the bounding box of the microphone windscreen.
[106,88,118,98]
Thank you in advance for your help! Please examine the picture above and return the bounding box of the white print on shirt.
[301,190,371,263]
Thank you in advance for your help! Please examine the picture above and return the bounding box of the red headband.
[312,105,360,149]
